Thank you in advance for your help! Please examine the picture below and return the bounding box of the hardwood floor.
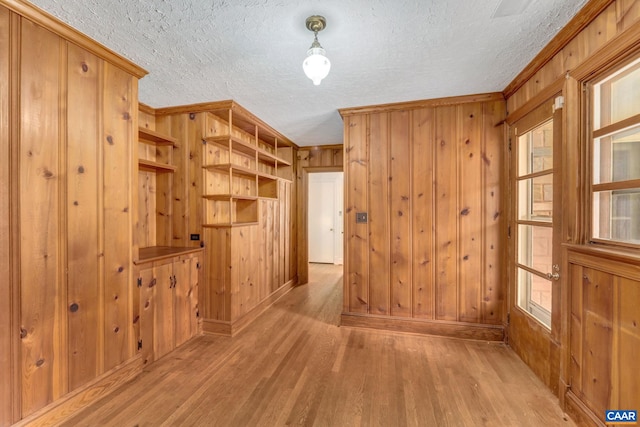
[61,263,574,427]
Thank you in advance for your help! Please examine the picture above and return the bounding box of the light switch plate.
[356,212,368,223]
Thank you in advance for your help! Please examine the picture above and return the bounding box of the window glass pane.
[518,120,553,176]
[595,56,640,129]
[518,174,553,221]
[517,267,551,328]
[593,126,640,184]
[518,224,553,274]
[593,189,640,244]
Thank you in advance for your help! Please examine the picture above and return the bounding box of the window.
[591,56,640,246]
[516,119,554,329]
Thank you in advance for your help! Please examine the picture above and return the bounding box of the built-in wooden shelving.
[201,109,294,227]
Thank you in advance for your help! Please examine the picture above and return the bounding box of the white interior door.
[309,172,343,264]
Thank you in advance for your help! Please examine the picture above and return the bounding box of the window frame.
[587,53,640,249]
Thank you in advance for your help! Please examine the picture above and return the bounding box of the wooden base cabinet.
[136,251,202,364]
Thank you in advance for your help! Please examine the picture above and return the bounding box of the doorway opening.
[307,171,344,283]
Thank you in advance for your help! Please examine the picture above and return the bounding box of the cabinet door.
[154,262,174,360]
[174,257,194,347]
[139,266,156,365]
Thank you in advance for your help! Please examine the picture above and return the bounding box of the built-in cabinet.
[149,101,298,337]
[136,249,201,365]
[201,109,293,227]
[199,104,296,335]
[135,112,204,361]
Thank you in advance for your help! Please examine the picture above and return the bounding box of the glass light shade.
[303,47,331,86]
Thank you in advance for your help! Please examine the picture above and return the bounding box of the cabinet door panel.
[174,257,193,347]
[154,263,174,359]
[139,267,155,365]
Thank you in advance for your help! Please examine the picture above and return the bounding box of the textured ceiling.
[29,0,588,146]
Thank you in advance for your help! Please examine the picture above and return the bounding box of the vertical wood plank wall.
[340,97,506,336]
[504,0,640,423]
[0,3,143,424]
[0,5,12,424]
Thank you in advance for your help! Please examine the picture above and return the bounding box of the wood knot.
[122,112,131,120]
[78,165,85,174]
[35,359,45,368]
[463,255,469,261]
[460,208,470,216]
[132,315,140,324]
[118,266,124,273]
[113,326,119,333]
[81,62,89,72]
[41,169,54,179]
[106,135,114,145]
[189,113,196,120]
[73,201,79,206]
[20,328,27,339]
[69,303,79,312]
[398,210,403,217]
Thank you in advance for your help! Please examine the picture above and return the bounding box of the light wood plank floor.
[62,264,574,427]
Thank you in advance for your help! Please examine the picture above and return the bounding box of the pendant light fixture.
[303,15,331,86]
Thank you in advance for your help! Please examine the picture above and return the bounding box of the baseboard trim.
[13,354,142,427]
[565,391,604,427]
[340,313,505,341]
[202,278,297,337]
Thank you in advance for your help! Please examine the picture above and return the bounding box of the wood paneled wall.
[565,247,640,425]
[340,95,505,338]
[506,0,640,114]
[503,0,640,421]
[0,2,145,424]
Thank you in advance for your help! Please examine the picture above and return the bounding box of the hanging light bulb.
[303,16,330,86]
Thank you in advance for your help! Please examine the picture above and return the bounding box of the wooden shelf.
[202,194,258,201]
[203,222,259,228]
[139,159,176,173]
[204,135,256,158]
[202,163,276,180]
[135,246,203,264]
[205,135,291,166]
[257,170,278,181]
[138,127,178,146]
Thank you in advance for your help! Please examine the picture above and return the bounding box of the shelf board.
[138,127,178,146]
[202,163,267,179]
[203,222,259,228]
[202,194,258,201]
[205,135,291,165]
[257,170,278,181]
[139,159,176,173]
[205,135,257,158]
[135,246,203,265]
